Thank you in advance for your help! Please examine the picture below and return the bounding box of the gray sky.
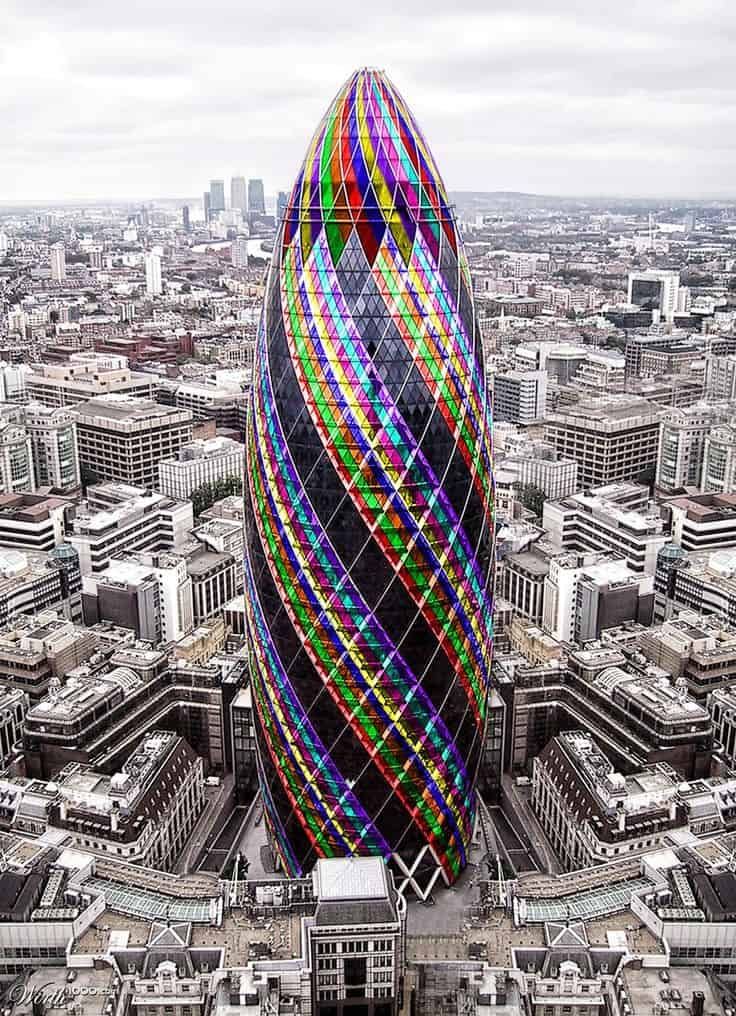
[3,0,735,202]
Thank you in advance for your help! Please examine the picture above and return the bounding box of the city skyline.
[4,0,736,202]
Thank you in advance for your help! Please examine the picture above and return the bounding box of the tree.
[191,474,243,516]
[513,482,546,518]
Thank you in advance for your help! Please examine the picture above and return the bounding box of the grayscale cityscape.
[2,3,736,1015]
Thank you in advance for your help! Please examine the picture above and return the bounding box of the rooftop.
[70,394,193,428]
[313,857,389,902]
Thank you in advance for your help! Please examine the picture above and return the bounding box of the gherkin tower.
[244,68,494,897]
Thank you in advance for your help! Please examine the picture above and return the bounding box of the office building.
[231,237,248,269]
[25,354,154,407]
[568,350,625,397]
[493,369,547,425]
[533,731,682,871]
[625,334,703,380]
[24,402,80,494]
[657,546,736,626]
[173,616,226,665]
[276,189,288,222]
[627,270,680,322]
[244,69,494,891]
[0,362,30,403]
[51,730,205,869]
[247,178,265,215]
[0,687,27,766]
[230,175,247,212]
[0,611,97,699]
[182,205,190,231]
[639,612,736,699]
[709,686,736,765]
[0,418,34,495]
[0,493,68,552]
[502,641,713,779]
[49,242,66,283]
[545,397,662,489]
[543,552,654,644]
[203,191,211,223]
[209,179,225,214]
[0,231,8,257]
[704,355,736,401]
[500,548,549,624]
[656,403,734,494]
[171,373,248,429]
[71,395,194,489]
[668,492,736,552]
[145,251,162,296]
[702,423,736,493]
[543,488,668,575]
[0,548,82,626]
[186,547,238,625]
[501,439,579,499]
[82,553,194,644]
[68,486,192,576]
[157,437,244,501]
[515,341,589,383]
[22,645,228,777]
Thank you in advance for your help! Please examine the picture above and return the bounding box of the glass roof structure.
[518,877,653,924]
[86,878,218,924]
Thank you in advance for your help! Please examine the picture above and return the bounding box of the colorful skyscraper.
[245,68,494,897]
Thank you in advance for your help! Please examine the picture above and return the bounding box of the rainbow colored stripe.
[246,69,494,886]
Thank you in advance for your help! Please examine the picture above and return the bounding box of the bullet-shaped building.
[245,68,494,896]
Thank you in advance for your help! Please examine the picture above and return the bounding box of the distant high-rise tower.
[50,243,66,283]
[203,192,211,224]
[231,237,248,269]
[231,176,247,213]
[145,251,162,296]
[210,179,225,214]
[248,179,265,216]
[182,205,191,232]
[0,232,8,257]
[276,191,288,223]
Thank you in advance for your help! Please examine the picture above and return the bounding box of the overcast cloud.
[2,0,735,201]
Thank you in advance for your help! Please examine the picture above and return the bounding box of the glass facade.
[244,69,494,888]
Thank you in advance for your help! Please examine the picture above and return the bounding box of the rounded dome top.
[282,68,455,267]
